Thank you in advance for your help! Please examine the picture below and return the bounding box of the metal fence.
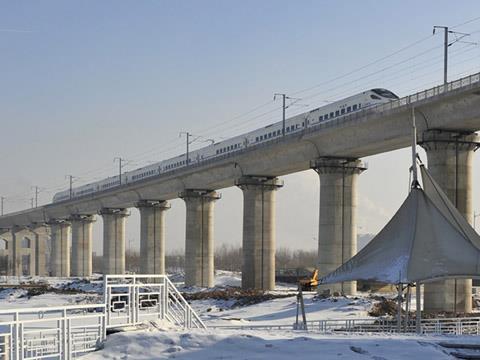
[212,316,480,336]
[104,275,205,330]
[0,274,205,359]
[0,304,105,360]
[304,316,480,335]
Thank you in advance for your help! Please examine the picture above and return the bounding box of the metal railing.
[304,316,480,335]
[212,316,480,336]
[104,274,206,330]
[0,303,105,360]
[0,274,205,359]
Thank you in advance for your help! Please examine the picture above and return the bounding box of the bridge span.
[1,72,480,313]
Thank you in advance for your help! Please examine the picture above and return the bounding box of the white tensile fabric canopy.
[319,165,480,285]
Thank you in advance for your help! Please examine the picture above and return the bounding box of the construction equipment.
[299,269,318,291]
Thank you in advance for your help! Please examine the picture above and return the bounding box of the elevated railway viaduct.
[1,73,480,312]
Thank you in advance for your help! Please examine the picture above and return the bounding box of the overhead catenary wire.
[290,34,438,97]
[4,23,480,211]
[451,16,480,29]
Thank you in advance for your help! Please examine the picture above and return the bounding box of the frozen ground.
[86,328,476,360]
[0,275,102,309]
[2,271,480,359]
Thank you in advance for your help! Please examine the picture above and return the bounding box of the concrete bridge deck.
[1,72,480,227]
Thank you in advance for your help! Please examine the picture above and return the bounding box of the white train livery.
[53,88,398,203]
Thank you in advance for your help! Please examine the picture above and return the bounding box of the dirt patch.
[19,285,83,298]
[368,296,398,317]
[0,280,96,299]
[183,287,295,308]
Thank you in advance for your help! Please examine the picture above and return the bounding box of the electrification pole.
[274,94,287,136]
[433,26,474,84]
[114,157,126,185]
[179,132,214,166]
[1,197,4,216]
[179,132,191,166]
[433,26,449,84]
[31,186,40,208]
[274,93,303,136]
[66,175,75,199]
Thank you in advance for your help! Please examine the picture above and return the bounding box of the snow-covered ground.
[0,275,102,309]
[85,328,471,360]
[2,271,480,359]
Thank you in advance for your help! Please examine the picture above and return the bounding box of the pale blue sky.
[1,1,480,253]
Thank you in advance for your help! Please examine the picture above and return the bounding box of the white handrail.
[0,274,206,359]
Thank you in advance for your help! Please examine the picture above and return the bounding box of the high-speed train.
[53,88,398,203]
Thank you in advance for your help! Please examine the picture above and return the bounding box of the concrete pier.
[312,158,365,296]
[49,220,71,277]
[180,190,220,287]
[236,176,283,290]
[10,227,24,276]
[137,200,170,275]
[11,226,37,276]
[420,129,479,313]
[31,225,48,276]
[70,215,95,277]
[0,229,10,275]
[100,208,129,275]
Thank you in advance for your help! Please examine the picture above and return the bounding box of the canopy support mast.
[411,107,419,188]
[416,282,422,334]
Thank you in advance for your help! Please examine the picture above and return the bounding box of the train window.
[359,103,362,108]
[372,88,399,99]
[256,137,259,142]
[347,106,351,112]
[341,109,345,115]
[330,112,334,118]
[319,115,323,121]
[324,114,328,120]
[370,94,381,100]
[353,104,357,111]
[301,122,304,127]
[335,110,340,116]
